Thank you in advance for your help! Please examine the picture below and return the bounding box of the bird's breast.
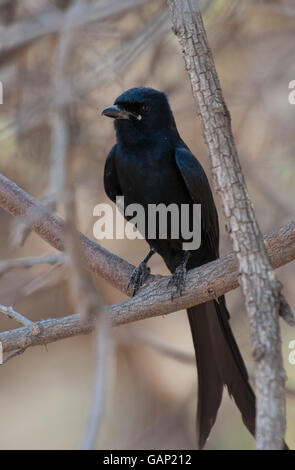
[115,146,191,208]
[114,144,202,262]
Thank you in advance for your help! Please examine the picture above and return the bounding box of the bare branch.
[1,348,26,364]
[0,304,34,327]
[168,0,289,449]
[0,253,65,276]
[8,9,170,140]
[118,329,195,364]
[11,1,73,246]
[50,3,111,449]
[0,0,153,58]
[0,173,133,293]
[0,216,294,355]
[21,264,67,297]
[1,172,295,301]
[80,312,111,450]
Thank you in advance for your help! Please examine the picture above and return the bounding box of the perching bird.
[101,87,256,448]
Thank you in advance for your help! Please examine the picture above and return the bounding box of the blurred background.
[0,0,294,450]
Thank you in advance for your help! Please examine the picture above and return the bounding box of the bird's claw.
[128,262,150,296]
[168,265,187,300]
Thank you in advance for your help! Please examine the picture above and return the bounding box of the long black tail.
[187,299,256,449]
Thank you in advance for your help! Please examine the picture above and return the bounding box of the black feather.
[102,87,287,449]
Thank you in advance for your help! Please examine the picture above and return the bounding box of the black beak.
[101,105,134,120]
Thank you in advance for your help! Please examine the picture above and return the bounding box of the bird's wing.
[104,144,122,203]
[174,146,219,259]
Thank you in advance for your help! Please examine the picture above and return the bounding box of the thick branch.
[0,216,294,354]
[1,172,294,301]
[0,173,133,293]
[169,0,288,449]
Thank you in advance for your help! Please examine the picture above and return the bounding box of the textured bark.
[0,214,294,354]
[169,0,287,450]
[0,173,133,293]
[1,172,294,315]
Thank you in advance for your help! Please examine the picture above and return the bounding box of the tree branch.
[0,253,65,276]
[1,172,295,306]
[9,10,170,140]
[0,181,294,354]
[0,173,133,293]
[0,304,34,327]
[0,0,152,59]
[168,0,289,449]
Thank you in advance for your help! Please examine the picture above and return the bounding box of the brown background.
[0,0,294,449]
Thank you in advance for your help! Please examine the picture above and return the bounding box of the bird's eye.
[140,104,150,114]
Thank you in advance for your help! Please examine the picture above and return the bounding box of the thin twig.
[118,329,195,364]
[0,304,34,326]
[22,263,67,297]
[2,348,26,364]
[80,312,111,449]
[0,253,65,276]
[52,2,111,450]
[0,0,153,57]
[10,1,73,246]
[4,9,170,141]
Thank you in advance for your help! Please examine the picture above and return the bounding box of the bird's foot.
[168,264,187,300]
[127,262,150,296]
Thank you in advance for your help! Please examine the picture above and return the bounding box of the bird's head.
[101,87,177,145]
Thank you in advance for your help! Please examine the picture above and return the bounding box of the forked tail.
[187,299,256,449]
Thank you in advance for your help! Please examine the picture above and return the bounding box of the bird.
[101,86,257,449]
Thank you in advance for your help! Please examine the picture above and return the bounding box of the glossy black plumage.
[102,87,257,448]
